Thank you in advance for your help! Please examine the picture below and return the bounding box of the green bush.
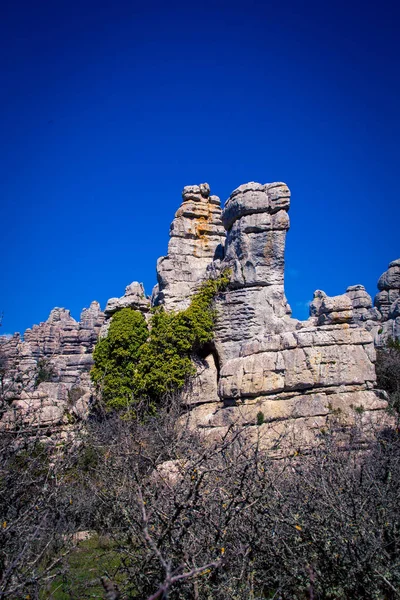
[91,308,149,411]
[256,411,265,426]
[35,358,56,387]
[91,272,230,414]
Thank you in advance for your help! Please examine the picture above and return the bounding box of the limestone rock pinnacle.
[153,183,226,311]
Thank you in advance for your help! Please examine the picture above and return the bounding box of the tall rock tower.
[153,183,226,311]
[214,182,293,363]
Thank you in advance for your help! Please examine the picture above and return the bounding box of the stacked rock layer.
[1,180,397,452]
[180,182,392,453]
[153,183,226,311]
[0,302,105,432]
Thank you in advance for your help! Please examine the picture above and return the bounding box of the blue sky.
[1,0,399,334]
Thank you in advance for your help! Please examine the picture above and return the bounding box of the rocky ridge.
[0,302,104,431]
[1,181,398,451]
[179,183,392,453]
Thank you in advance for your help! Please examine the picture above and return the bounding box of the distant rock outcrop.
[0,302,104,433]
[344,260,400,346]
[345,285,381,328]
[374,259,400,344]
[104,282,150,317]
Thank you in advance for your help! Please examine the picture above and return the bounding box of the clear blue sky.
[1,0,399,335]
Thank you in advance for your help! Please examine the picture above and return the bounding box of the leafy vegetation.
[91,308,149,411]
[91,272,230,413]
[35,358,56,387]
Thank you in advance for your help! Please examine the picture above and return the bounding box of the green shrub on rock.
[91,271,230,414]
[91,308,149,411]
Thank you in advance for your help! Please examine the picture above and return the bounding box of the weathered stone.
[104,282,149,316]
[206,181,390,449]
[0,301,105,432]
[372,259,400,345]
[377,259,400,291]
[182,354,220,406]
[1,180,394,452]
[345,285,381,325]
[310,291,353,325]
[153,183,226,311]
[214,182,293,366]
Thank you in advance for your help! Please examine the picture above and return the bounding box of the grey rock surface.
[184,181,391,453]
[1,181,395,452]
[310,291,353,325]
[214,182,293,364]
[371,259,400,345]
[0,301,104,432]
[153,183,226,311]
[104,282,150,316]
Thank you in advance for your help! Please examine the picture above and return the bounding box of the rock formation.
[1,180,397,452]
[104,282,150,318]
[374,259,400,344]
[101,281,150,338]
[179,182,392,453]
[345,285,381,329]
[344,260,400,346]
[0,302,104,433]
[153,183,225,311]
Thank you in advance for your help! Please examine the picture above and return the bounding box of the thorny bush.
[2,393,400,599]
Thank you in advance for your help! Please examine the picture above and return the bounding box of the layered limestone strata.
[153,183,226,311]
[213,182,293,364]
[23,302,104,384]
[1,180,396,451]
[100,281,150,338]
[345,285,381,330]
[344,260,400,345]
[0,302,105,432]
[183,182,392,453]
[104,282,150,317]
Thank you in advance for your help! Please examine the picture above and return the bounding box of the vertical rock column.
[215,182,294,363]
[374,259,400,343]
[153,183,226,311]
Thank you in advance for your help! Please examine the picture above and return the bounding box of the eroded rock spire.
[153,183,226,311]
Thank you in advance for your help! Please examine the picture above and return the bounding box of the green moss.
[91,271,230,414]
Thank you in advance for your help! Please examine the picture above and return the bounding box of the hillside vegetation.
[91,272,230,414]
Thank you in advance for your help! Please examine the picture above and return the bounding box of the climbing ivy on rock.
[91,271,230,414]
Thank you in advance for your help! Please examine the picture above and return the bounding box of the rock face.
[181,182,392,454]
[104,282,150,317]
[344,261,400,346]
[345,285,381,329]
[214,182,293,364]
[23,302,104,384]
[153,183,226,311]
[1,180,395,452]
[0,302,105,433]
[101,281,150,338]
[374,260,400,344]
